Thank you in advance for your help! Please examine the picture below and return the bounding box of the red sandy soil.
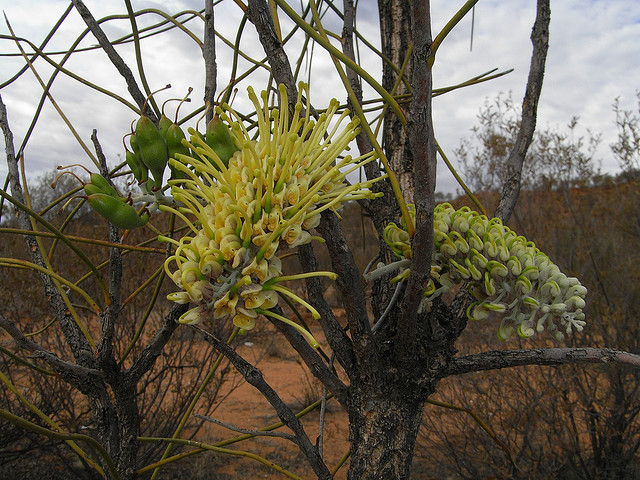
[192,324,351,479]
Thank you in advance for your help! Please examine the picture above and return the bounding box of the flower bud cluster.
[380,203,587,341]
[160,83,382,337]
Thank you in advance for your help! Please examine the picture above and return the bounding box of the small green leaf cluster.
[381,203,587,341]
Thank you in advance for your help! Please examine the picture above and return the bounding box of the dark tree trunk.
[378,0,414,203]
[87,379,139,480]
[346,300,461,479]
[370,0,414,322]
[347,380,426,480]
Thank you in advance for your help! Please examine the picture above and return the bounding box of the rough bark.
[345,299,460,479]
[203,0,217,122]
[347,385,424,480]
[71,0,156,122]
[398,0,436,355]
[369,0,414,322]
[378,0,414,203]
[246,0,298,109]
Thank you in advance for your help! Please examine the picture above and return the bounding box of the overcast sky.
[1,0,639,194]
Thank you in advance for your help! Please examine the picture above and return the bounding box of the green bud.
[86,193,149,229]
[206,115,239,167]
[165,123,192,180]
[159,113,173,139]
[126,149,149,183]
[87,173,118,197]
[135,115,168,190]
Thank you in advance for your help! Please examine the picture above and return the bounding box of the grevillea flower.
[369,203,587,341]
[159,82,384,344]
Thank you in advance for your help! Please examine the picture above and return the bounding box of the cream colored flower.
[158,82,383,344]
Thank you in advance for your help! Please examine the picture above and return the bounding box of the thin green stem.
[0,345,57,376]
[119,267,165,365]
[140,436,302,479]
[426,397,516,467]
[0,258,101,314]
[3,20,99,167]
[436,142,487,216]
[0,34,139,113]
[124,0,160,117]
[0,371,104,475]
[274,0,407,126]
[138,396,327,473]
[428,0,479,69]
[0,188,110,304]
[0,408,119,480]
[150,328,240,479]
[306,0,415,235]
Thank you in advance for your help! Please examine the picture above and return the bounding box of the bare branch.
[494,0,550,222]
[297,243,356,372]
[265,305,350,406]
[194,413,296,441]
[317,212,379,367]
[91,130,121,376]
[70,0,155,122]
[126,303,187,382]
[341,0,373,160]
[341,0,396,231]
[1,93,95,367]
[203,0,217,122]
[191,324,332,479]
[445,347,640,377]
[246,0,298,106]
[0,314,104,391]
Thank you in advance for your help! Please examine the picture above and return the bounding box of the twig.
[91,130,122,374]
[445,347,640,376]
[126,303,187,382]
[203,0,217,122]
[0,408,120,480]
[297,242,356,372]
[194,414,295,441]
[494,0,550,223]
[372,281,404,333]
[341,0,377,174]
[316,351,336,458]
[0,314,104,388]
[246,0,298,108]
[1,94,96,366]
[265,305,350,407]
[138,436,303,480]
[426,397,516,468]
[190,324,332,479]
[317,211,378,366]
[70,0,156,122]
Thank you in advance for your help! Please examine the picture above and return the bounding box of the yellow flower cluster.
[377,203,587,341]
[160,83,383,341]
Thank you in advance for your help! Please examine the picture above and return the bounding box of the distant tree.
[612,91,640,176]
[456,92,600,192]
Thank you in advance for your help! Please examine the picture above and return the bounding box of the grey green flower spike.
[377,203,587,341]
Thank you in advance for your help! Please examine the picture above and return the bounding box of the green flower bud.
[86,193,149,229]
[135,114,168,190]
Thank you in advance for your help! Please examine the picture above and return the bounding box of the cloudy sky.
[1,0,639,194]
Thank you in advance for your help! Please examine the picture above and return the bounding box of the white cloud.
[1,0,639,195]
